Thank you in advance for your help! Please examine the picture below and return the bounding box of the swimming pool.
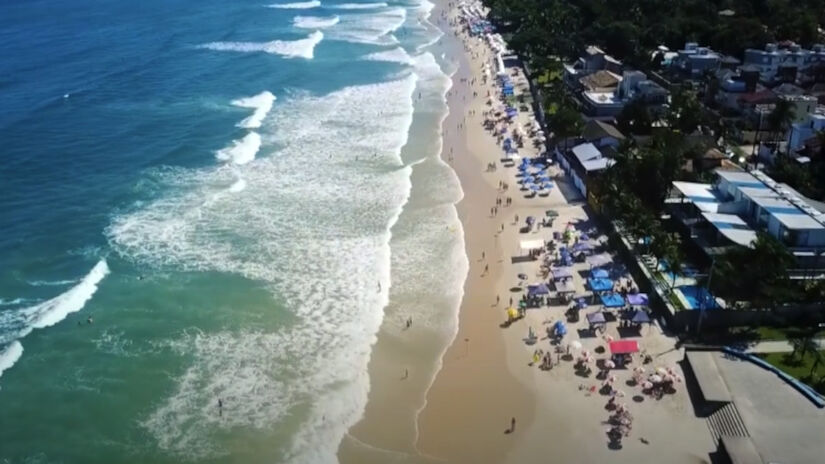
[675,285,718,310]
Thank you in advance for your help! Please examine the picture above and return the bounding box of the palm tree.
[767,99,795,153]
[809,349,823,378]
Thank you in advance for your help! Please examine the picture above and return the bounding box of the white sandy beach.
[342,2,716,463]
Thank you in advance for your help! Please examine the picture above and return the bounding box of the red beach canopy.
[609,340,639,355]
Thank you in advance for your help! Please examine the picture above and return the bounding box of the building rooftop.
[570,142,614,172]
[750,195,825,230]
[581,120,625,142]
[672,181,722,213]
[579,70,622,90]
[582,90,621,107]
[701,212,758,246]
[710,352,825,464]
[716,170,768,189]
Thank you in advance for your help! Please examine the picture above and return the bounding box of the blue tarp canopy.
[575,297,588,309]
[600,293,626,308]
[588,277,613,292]
[529,184,541,191]
[527,283,551,296]
[590,269,609,279]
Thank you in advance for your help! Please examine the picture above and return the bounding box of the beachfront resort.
[411,2,825,463]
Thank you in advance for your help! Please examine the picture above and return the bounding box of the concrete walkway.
[744,339,825,354]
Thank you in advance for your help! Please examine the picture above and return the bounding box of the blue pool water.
[676,285,718,310]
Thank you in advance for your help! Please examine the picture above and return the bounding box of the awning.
[609,340,639,355]
[586,253,612,268]
[588,278,613,292]
[600,293,625,308]
[520,239,544,250]
[586,311,606,325]
[527,283,550,296]
[551,266,573,280]
[631,310,651,324]
[590,268,609,279]
[626,293,649,306]
[554,279,575,294]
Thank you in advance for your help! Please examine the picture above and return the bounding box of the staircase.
[706,402,749,442]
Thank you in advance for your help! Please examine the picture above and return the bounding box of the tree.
[549,103,584,149]
[810,349,824,378]
[653,232,684,289]
[668,88,704,133]
[711,233,799,307]
[767,99,795,149]
[617,98,652,136]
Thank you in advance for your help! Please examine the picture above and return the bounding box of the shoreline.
[344,2,713,463]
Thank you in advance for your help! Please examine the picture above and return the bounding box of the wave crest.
[199,31,324,59]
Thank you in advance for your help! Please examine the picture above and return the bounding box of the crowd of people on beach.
[441,0,691,451]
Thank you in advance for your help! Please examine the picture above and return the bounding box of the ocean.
[0,0,467,462]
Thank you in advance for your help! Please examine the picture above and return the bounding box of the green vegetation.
[758,349,825,394]
[485,0,825,66]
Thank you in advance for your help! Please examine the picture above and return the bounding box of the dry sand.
[343,2,715,463]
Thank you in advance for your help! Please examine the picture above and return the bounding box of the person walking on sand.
[484,264,489,274]
[510,417,516,433]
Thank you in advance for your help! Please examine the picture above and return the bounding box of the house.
[581,71,668,117]
[579,69,622,92]
[743,42,825,84]
[668,169,825,270]
[557,142,615,199]
[563,46,623,90]
[715,67,762,110]
[580,120,625,149]
[672,42,722,76]
[788,104,825,151]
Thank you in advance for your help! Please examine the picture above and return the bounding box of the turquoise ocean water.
[0,1,467,462]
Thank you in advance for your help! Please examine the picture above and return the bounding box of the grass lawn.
[757,351,825,394]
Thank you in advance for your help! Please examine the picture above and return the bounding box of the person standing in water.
[218,399,223,417]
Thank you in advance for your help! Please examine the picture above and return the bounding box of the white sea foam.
[331,7,406,45]
[215,132,261,165]
[26,278,79,287]
[228,178,247,193]
[231,91,276,129]
[0,298,31,306]
[362,47,413,65]
[293,15,340,29]
[0,341,23,379]
[25,260,110,330]
[199,31,324,59]
[266,1,321,9]
[332,2,387,9]
[108,75,418,461]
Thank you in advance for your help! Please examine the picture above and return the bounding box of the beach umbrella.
[642,381,653,389]
[605,360,616,369]
[649,374,663,383]
[656,367,668,376]
[615,390,625,398]
[570,340,582,351]
[506,307,518,319]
